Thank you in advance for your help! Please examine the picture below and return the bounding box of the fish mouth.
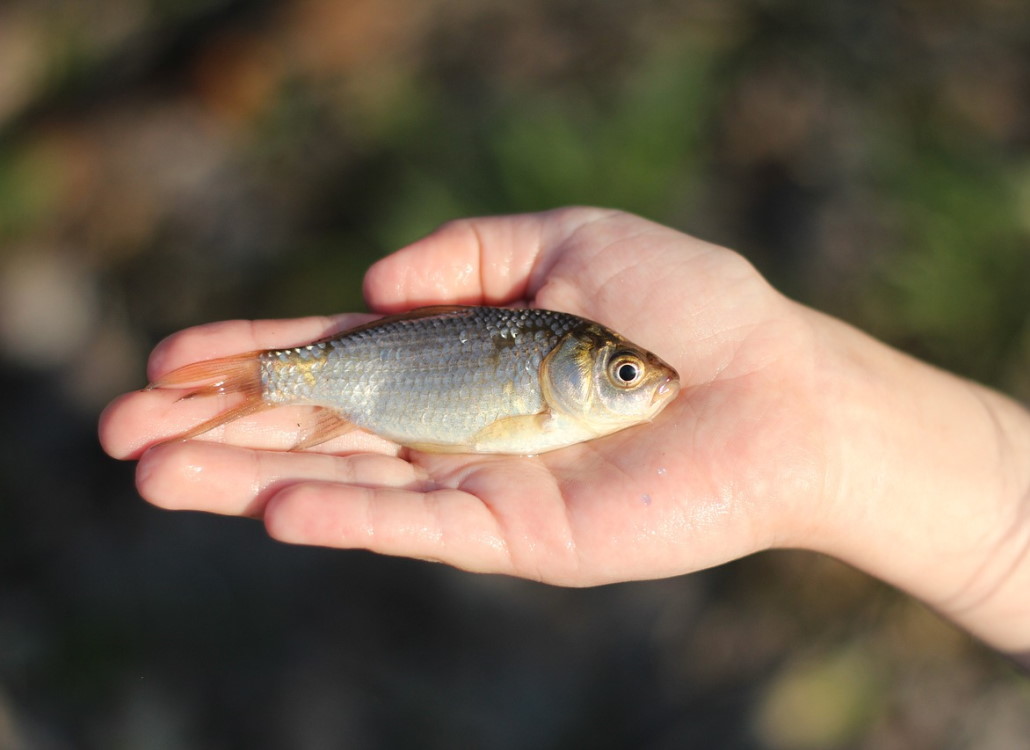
[651,376,680,406]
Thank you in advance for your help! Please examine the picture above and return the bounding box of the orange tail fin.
[148,353,272,441]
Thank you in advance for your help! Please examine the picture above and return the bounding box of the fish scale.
[261,308,577,441]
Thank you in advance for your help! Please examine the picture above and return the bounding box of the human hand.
[100,208,1030,653]
[100,208,835,582]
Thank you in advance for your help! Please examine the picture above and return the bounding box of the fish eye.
[608,354,644,388]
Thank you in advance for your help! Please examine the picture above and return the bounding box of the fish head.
[542,324,680,435]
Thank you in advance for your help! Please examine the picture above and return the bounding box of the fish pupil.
[616,362,640,384]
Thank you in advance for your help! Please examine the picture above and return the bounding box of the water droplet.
[657,467,667,476]
[641,493,652,506]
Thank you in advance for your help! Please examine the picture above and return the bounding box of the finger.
[99,387,396,460]
[264,481,516,575]
[135,440,426,516]
[100,390,179,460]
[147,313,378,381]
[362,207,617,311]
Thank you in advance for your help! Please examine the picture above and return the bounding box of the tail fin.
[148,353,272,441]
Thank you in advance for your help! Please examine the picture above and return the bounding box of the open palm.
[101,208,834,585]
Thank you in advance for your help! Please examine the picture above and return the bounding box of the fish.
[148,305,680,454]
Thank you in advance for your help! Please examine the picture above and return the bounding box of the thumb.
[361,208,612,312]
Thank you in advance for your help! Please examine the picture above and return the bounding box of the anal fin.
[291,408,358,451]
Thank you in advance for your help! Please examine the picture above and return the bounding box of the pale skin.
[99,208,1030,662]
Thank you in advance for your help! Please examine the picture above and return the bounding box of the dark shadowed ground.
[1,1,1028,748]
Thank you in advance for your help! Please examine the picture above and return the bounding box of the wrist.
[806,313,1030,653]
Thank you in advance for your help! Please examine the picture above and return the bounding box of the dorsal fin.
[313,305,479,342]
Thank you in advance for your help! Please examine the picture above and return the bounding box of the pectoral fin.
[468,411,553,453]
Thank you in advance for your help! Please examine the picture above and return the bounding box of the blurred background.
[1,0,1028,747]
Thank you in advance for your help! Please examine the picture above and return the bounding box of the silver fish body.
[153,306,680,454]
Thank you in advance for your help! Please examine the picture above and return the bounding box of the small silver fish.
[150,306,679,454]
